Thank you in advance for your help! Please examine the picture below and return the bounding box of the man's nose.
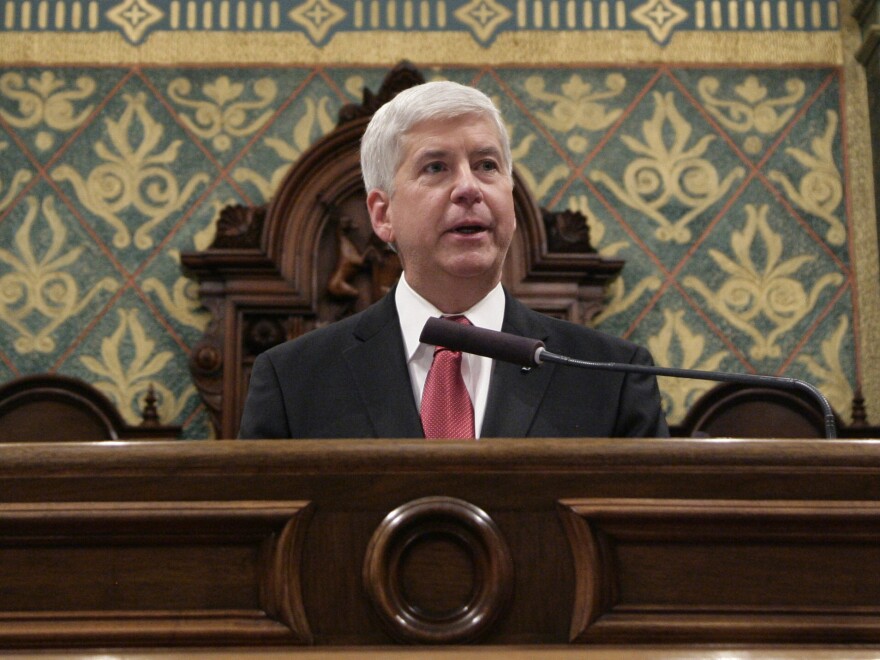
[451,166,483,205]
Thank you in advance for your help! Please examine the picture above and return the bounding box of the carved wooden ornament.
[363,495,513,644]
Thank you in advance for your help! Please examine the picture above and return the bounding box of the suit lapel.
[344,294,425,438]
[343,289,558,438]
[481,293,556,437]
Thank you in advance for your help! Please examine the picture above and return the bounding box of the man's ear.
[367,189,394,244]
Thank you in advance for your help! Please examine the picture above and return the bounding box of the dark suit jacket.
[238,288,669,438]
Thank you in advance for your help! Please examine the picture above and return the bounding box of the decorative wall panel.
[0,0,845,47]
[0,0,876,439]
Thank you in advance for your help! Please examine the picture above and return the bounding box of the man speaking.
[239,80,669,439]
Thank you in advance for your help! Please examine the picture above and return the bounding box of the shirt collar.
[395,274,506,362]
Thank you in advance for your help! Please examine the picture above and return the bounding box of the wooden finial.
[140,384,161,427]
[850,386,868,427]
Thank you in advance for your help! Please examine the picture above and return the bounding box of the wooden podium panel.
[3,438,880,650]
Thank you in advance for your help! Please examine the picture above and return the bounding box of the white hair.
[360,80,513,195]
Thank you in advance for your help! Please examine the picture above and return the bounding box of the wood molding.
[560,498,880,643]
[6,438,880,649]
[0,500,313,647]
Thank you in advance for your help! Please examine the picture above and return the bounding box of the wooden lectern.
[2,437,880,652]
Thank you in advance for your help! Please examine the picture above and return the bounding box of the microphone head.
[419,317,545,368]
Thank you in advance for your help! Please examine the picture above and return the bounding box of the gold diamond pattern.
[631,0,688,43]
[454,0,512,44]
[289,0,347,44]
[106,0,164,44]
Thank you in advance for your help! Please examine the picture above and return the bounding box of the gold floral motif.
[142,251,210,332]
[0,196,118,354]
[80,307,191,425]
[684,204,843,360]
[797,315,853,417]
[233,94,336,200]
[566,194,661,326]
[52,92,210,250]
[591,91,745,244]
[141,204,217,332]
[343,75,365,99]
[0,71,96,151]
[524,74,625,152]
[567,193,661,323]
[0,140,33,211]
[593,276,663,327]
[567,194,629,256]
[697,75,805,154]
[648,308,728,423]
[768,110,844,246]
[509,130,569,200]
[191,202,223,251]
[167,75,277,151]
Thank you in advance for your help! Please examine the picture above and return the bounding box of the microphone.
[419,316,838,439]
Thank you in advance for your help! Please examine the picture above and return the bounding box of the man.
[239,81,669,439]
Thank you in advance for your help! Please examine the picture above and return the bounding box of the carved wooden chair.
[670,382,879,439]
[673,382,836,438]
[0,374,181,442]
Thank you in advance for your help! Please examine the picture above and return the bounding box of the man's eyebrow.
[471,146,503,159]
[414,148,451,162]
[414,146,503,162]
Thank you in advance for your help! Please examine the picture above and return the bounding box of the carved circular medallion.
[192,343,222,373]
[363,496,513,644]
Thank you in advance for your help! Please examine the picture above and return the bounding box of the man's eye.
[424,162,446,173]
[476,160,499,172]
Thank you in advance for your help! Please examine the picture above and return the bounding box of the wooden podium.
[3,437,880,651]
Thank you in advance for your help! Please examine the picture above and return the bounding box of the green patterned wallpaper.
[0,1,876,439]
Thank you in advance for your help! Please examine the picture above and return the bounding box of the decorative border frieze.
[0,0,842,47]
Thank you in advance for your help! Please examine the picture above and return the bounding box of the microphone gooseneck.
[419,316,838,440]
[536,348,837,440]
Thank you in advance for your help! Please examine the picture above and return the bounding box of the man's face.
[367,114,516,309]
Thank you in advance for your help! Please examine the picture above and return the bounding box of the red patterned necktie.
[420,315,475,439]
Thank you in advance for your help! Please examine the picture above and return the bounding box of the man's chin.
[442,258,505,283]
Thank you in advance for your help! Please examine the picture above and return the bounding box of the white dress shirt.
[395,275,506,438]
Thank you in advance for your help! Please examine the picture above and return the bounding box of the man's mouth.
[451,224,487,235]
